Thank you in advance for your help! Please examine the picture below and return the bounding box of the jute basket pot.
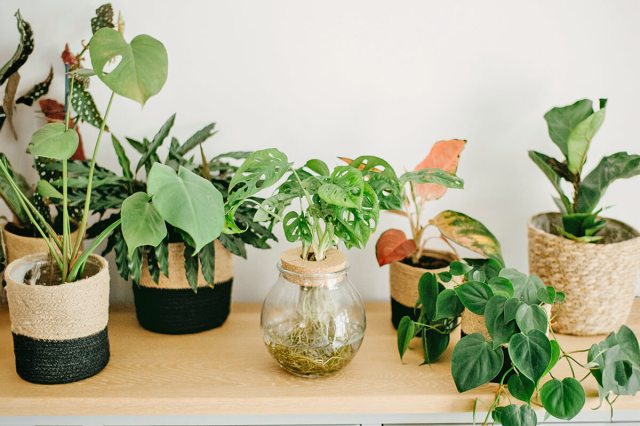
[5,253,110,384]
[528,212,640,336]
[389,249,457,328]
[132,240,234,334]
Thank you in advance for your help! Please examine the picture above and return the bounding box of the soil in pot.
[23,259,100,286]
[401,255,450,270]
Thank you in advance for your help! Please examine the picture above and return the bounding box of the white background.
[1,0,639,303]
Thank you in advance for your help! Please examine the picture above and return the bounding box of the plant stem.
[70,91,115,271]
[291,167,323,259]
[61,69,75,282]
[481,366,514,426]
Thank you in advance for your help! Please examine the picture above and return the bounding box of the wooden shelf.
[0,300,639,423]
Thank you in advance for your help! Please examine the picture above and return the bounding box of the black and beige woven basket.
[5,253,110,384]
[528,212,640,336]
[388,249,457,328]
[133,240,234,334]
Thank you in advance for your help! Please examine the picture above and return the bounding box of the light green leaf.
[319,166,363,208]
[121,192,167,255]
[509,330,551,383]
[228,148,289,205]
[540,378,586,420]
[147,164,224,253]
[399,168,464,189]
[111,135,132,180]
[36,179,62,199]
[500,268,545,305]
[515,303,549,333]
[566,105,606,174]
[451,333,504,392]
[89,28,168,105]
[618,325,640,367]
[27,123,79,160]
[282,211,312,244]
[305,159,330,176]
[543,99,593,157]
[536,286,557,304]
[487,276,514,298]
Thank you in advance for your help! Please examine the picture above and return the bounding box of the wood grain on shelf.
[0,300,638,416]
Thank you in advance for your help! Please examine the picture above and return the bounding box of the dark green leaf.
[71,78,105,129]
[111,135,132,180]
[397,316,415,360]
[500,269,545,305]
[0,10,34,87]
[91,3,115,33]
[515,303,549,333]
[485,295,517,347]
[504,298,522,323]
[499,404,537,426]
[542,339,562,378]
[528,150,572,213]
[451,333,504,392]
[509,330,551,383]
[454,281,493,315]
[543,98,593,157]
[136,114,175,172]
[422,327,450,364]
[183,244,199,293]
[199,241,215,285]
[487,276,514,298]
[155,239,169,278]
[16,67,53,106]
[450,261,471,276]
[618,325,640,367]
[540,378,586,420]
[507,374,535,403]
[418,272,439,322]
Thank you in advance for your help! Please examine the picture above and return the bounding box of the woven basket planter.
[528,212,640,336]
[389,249,457,328]
[5,253,110,384]
[133,240,234,334]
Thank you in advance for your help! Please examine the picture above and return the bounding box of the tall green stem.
[60,72,75,281]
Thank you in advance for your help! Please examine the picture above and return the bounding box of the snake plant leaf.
[576,152,640,214]
[121,192,167,255]
[89,28,168,105]
[16,67,53,106]
[540,378,586,420]
[507,374,536,403]
[27,123,79,160]
[451,333,504,392]
[91,3,115,34]
[148,164,224,253]
[135,114,175,172]
[485,295,517,347]
[71,78,104,129]
[515,303,548,333]
[375,229,417,266]
[228,148,289,205]
[566,101,607,174]
[543,99,593,158]
[412,139,466,201]
[178,122,216,155]
[528,150,572,213]
[0,10,34,87]
[509,330,551,383]
[431,210,503,264]
[397,316,416,360]
[497,404,537,426]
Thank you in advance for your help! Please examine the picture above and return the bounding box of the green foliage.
[27,123,79,160]
[531,98,640,241]
[0,11,34,87]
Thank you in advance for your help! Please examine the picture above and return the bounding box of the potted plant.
[358,139,502,328]
[226,149,460,377]
[0,21,168,383]
[528,98,640,335]
[62,115,276,334]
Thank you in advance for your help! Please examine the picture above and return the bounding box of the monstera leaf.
[413,139,466,201]
[228,148,289,206]
[89,28,168,105]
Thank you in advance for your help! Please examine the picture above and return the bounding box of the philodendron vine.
[348,140,503,267]
[0,25,168,283]
[530,99,640,242]
[226,149,462,260]
[398,259,640,425]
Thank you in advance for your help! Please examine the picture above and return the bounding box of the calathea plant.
[529,99,640,242]
[0,25,168,283]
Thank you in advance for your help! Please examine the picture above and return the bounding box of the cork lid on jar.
[279,247,348,287]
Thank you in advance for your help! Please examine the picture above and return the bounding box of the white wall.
[1,0,639,303]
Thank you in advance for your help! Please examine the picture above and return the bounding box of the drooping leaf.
[91,3,115,33]
[147,164,224,253]
[3,72,20,139]
[155,239,169,278]
[543,99,593,157]
[413,139,466,201]
[418,272,439,322]
[507,374,536,403]
[16,67,53,106]
[423,327,450,364]
[0,10,34,87]
[498,404,537,426]
[509,330,551,383]
[542,339,562,378]
[89,28,168,105]
[431,210,503,264]
[566,102,606,174]
[528,150,572,213]
[374,229,417,266]
[540,378,586,420]
[454,280,494,315]
[183,243,199,292]
[397,316,415,360]
[27,123,79,160]
[451,333,504,392]
[199,241,216,285]
[0,154,31,225]
[111,135,132,180]
[121,192,167,255]
[485,295,518,347]
[515,303,549,333]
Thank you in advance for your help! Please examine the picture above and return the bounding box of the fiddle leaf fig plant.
[0,26,168,283]
[530,98,640,242]
[354,140,503,268]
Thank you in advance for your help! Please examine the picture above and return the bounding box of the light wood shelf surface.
[0,300,638,417]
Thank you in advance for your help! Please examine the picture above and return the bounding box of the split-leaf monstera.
[530,98,640,242]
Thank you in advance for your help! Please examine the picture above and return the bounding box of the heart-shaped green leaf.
[451,333,504,392]
[507,374,535,403]
[515,303,549,333]
[536,286,557,304]
[504,298,522,323]
[485,295,518,347]
[435,288,464,320]
[147,164,224,253]
[419,272,439,322]
[542,339,562,378]
[455,281,494,315]
[89,28,168,105]
[121,192,167,255]
[423,327,450,364]
[509,330,551,383]
[540,377,586,420]
[498,404,537,426]
[27,123,79,160]
[488,276,514,298]
[397,316,415,360]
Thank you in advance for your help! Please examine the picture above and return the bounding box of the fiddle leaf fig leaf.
[543,98,593,158]
[454,281,493,315]
[540,378,586,420]
[515,303,548,333]
[566,103,606,175]
[89,28,168,105]
[507,374,536,403]
[121,192,167,255]
[528,150,572,213]
[397,316,415,360]
[27,123,79,160]
[431,210,503,264]
[451,333,504,392]
[147,164,224,253]
[509,330,551,383]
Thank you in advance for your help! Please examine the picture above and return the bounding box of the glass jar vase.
[261,248,366,378]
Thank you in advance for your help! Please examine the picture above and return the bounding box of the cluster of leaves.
[530,99,640,242]
[227,150,462,260]
[398,258,640,426]
[369,140,502,267]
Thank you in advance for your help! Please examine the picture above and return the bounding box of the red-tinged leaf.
[414,139,466,201]
[61,43,78,68]
[38,98,86,160]
[375,229,417,266]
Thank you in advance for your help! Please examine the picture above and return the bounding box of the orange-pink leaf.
[414,139,466,201]
[375,229,417,266]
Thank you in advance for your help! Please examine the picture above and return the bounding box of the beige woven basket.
[528,212,640,336]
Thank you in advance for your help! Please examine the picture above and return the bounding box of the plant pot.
[132,240,233,334]
[261,248,366,378]
[5,253,110,384]
[389,249,457,328]
[528,212,640,335]
[1,224,81,304]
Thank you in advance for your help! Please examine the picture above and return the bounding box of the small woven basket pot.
[5,253,110,384]
[133,240,234,334]
[528,212,640,336]
[389,249,457,328]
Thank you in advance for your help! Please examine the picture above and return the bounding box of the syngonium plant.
[352,140,503,268]
[0,24,168,283]
[530,99,640,242]
[397,259,640,426]
[52,115,276,290]
[225,149,463,260]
